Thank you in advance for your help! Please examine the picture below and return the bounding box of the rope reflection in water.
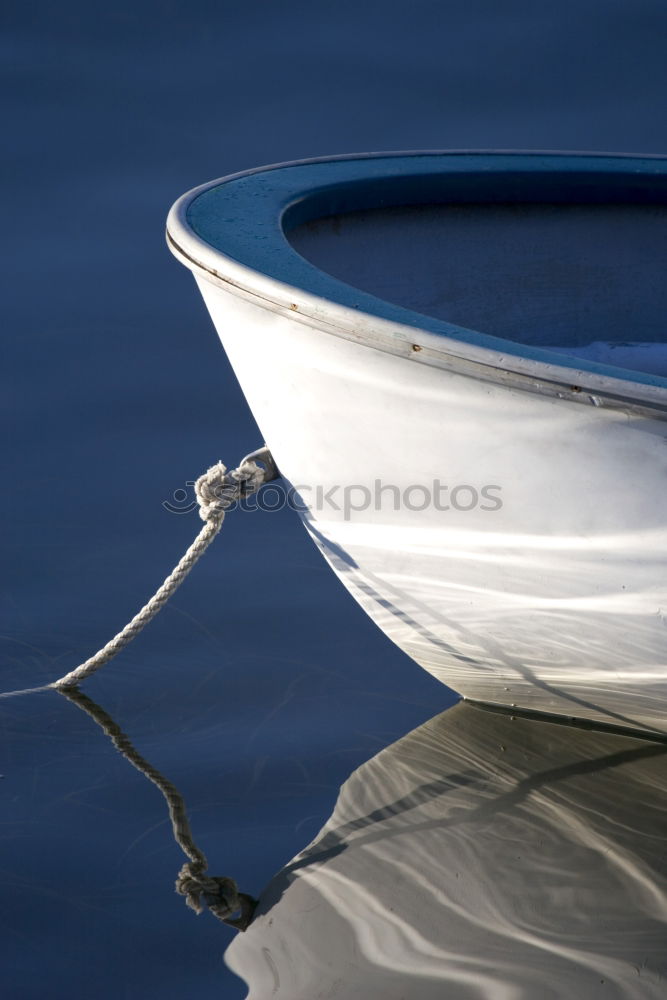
[59,686,257,931]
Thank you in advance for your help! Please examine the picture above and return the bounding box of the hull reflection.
[227,702,667,998]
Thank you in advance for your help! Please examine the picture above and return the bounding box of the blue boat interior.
[290,201,666,351]
[186,153,667,386]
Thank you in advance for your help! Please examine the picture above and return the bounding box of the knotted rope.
[61,686,257,930]
[53,460,265,690]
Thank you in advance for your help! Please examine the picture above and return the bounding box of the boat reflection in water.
[227,702,667,999]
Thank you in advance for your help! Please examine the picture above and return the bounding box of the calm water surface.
[3,1,667,996]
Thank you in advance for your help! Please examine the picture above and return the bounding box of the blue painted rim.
[181,151,667,393]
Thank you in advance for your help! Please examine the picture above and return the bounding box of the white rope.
[53,460,265,690]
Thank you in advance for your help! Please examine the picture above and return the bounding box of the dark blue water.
[2,2,667,996]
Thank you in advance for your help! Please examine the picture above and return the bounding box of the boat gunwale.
[166,150,667,417]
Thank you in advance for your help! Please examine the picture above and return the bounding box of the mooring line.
[52,455,271,690]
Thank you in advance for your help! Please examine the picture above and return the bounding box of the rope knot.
[194,460,264,522]
[176,863,256,929]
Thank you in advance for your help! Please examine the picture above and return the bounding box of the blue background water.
[2,2,667,996]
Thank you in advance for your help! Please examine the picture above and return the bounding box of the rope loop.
[176,863,238,916]
[195,460,265,522]
[176,863,257,929]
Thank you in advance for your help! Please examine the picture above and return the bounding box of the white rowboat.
[167,152,667,734]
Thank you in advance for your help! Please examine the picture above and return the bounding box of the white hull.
[168,153,667,733]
